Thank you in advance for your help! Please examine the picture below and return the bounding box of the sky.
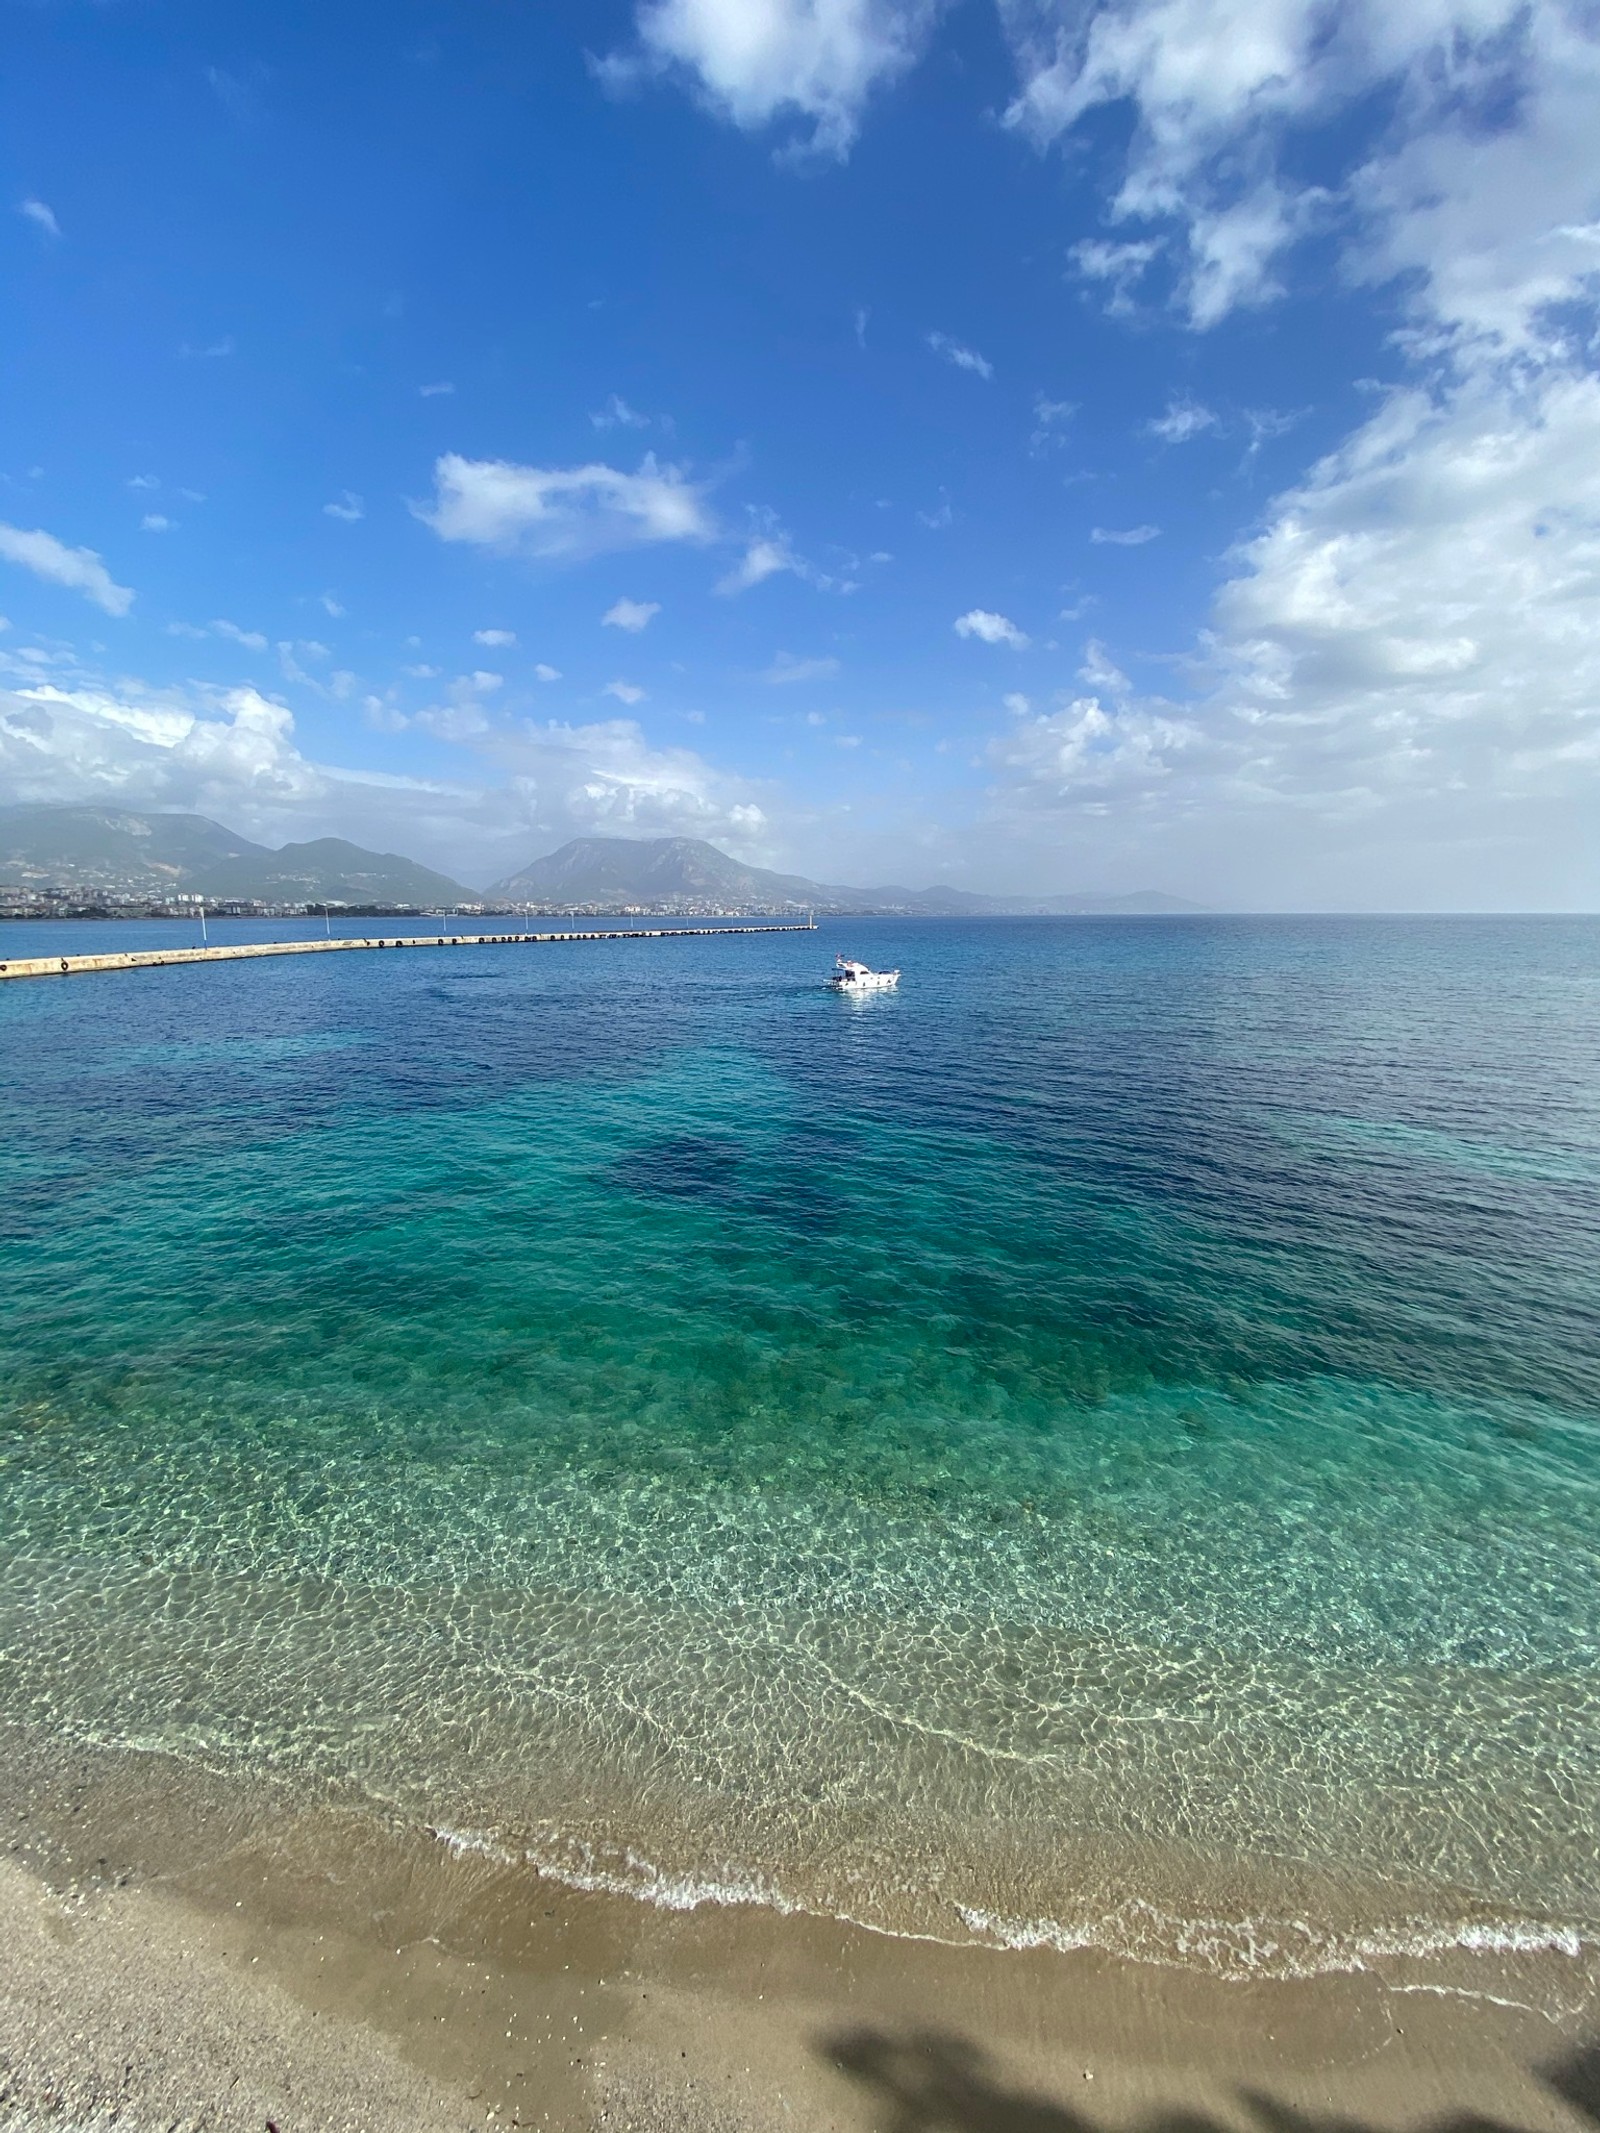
[2,0,1598,907]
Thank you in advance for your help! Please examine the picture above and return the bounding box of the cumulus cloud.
[983,363,1600,904]
[0,523,133,616]
[140,514,174,533]
[474,628,517,648]
[421,452,714,561]
[19,198,60,239]
[534,663,562,682]
[604,679,647,704]
[716,529,801,594]
[1146,396,1218,443]
[1091,524,1160,545]
[1003,0,1600,343]
[0,653,773,886]
[1079,638,1130,692]
[0,678,323,817]
[484,714,771,855]
[927,331,994,379]
[955,608,1029,648]
[323,491,364,522]
[419,381,455,397]
[603,0,938,159]
[1212,367,1600,809]
[602,596,662,631]
[987,691,1203,819]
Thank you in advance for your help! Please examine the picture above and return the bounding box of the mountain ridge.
[487,835,1200,915]
[0,807,1200,914]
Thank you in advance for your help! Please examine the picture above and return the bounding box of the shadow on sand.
[821,2028,1600,2133]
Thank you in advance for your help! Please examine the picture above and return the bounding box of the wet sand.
[2,1727,1596,2133]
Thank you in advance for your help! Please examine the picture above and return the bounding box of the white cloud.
[127,475,160,491]
[591,394,651,429]
[212,619,268,651]
[0,523,133,616]
[1091,524,1160,544]
[319,593,345,618]
[1213,366,1600,802]
[486,714,770,856]
[534,663,562,682]
[0,678,324,817]
[604,679,647,704]
[1003,0,1600,341]
[762,652,841,683]
[0,647,773,885]
[955,608,1030,648]
[606,0,937,160]
[180,336,235,359]
[473,628,517,648]
[987,691,1203,819]
[419,381,455,397]
[1068,236,1161,313]
[1146,395,1219,443]
[1003,692,1031,714]
[323,491,364,522]
[421,452,714,561]
[927,331,994,379]
[716,532,799,594]
[602,596,662,631]
[1030,395,1078,455]
[19,198,60,238]
[469,670,504,692]
[982,362,1600,905]
[1079,638,1130,692]
[140,513,174,533]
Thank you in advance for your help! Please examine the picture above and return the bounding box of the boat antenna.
[199,897,207,947]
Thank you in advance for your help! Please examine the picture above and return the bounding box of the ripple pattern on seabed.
[1,915,1597,2000]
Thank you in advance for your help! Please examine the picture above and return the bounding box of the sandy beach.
[2,1727,1596,2133]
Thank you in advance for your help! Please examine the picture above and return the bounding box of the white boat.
[827,954,900,992]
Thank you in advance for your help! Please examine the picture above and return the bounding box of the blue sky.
[3,0,1598,905]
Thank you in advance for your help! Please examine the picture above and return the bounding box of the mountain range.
[0,806,1200,915]
[0,806,470,907]
[488,836,1198,915]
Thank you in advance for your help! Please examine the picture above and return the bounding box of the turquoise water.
[2,917,1598,1989]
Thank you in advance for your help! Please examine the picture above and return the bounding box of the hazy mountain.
[192,837,471,907]
[0,808,1197,914]
[0,806,471,906]
[0,804,268,891]
[490,835,840,909]
[489,835,1200,915]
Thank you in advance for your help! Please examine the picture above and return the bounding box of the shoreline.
[2,1727,1596,2132]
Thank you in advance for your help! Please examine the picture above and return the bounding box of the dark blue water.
[2,916,1597,1993]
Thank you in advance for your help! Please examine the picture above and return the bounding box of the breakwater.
[0,922,816,983]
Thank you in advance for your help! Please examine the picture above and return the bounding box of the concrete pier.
[0,922,816,983]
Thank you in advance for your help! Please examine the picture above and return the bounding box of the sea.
[2,915,1597,2008]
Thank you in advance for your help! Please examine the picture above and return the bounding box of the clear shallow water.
[2,917,1598,1992]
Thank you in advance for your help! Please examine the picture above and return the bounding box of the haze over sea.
[3,916,1597,2009]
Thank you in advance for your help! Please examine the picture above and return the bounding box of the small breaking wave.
[423,1821,1598,2007]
